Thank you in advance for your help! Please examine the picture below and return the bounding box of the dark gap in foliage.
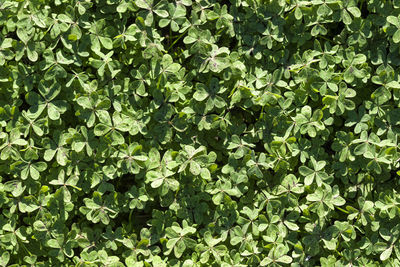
[125,15,136,27]
[159,25,173,49]
[62,107,79,129]
[5,31,17,39]
[327,21,345,37]
[21,57,33,66]
[226,106,247,119]
[360,1,370,19]
[118,209,152,230]
[18,94,30,111]
[219,0,232,7]
[113,174,136,194]
[253,141,265,153]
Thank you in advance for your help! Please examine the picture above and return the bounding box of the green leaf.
[94,124,111,136]
[189,161,201,176]
[380,246,393,261]
[393,29,400,43]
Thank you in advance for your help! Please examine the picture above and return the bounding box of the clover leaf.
[164,220,196,258]
[1,0,400,265]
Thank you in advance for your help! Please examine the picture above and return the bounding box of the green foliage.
[1,0,400,266]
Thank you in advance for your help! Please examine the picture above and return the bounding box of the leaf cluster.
[1,0,400,266]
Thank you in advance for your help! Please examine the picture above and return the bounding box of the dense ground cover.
[0,0,400,266]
